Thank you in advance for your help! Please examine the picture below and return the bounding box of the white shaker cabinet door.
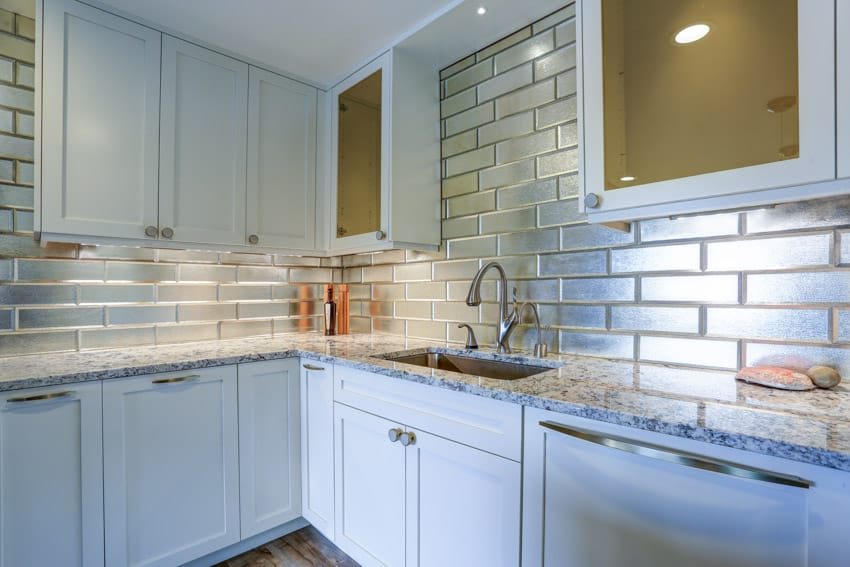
[103,367,240,567]
[159,36,248,246]
[247,67,317,250]
[0,382,103,567]
[300,360,335,540]
[238,358,302,539]
[41,0,161,240]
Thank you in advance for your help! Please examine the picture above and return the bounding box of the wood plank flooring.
[214,526,360,567]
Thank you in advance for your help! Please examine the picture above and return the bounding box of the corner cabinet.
[327,50,441,255]
[578,0,846,223]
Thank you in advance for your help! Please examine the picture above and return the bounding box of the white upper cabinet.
[328,49,441,254]
[579,0,841,223]
[247,67,317,251]
[838,0,850,179]
[41,0,161,240]
[159,37,249,246]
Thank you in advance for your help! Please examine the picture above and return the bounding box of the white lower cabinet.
[300,360,336,540]
[522,407,850,567]
[0,382,103,567]
[238,359,301,539]
[103,366,240,567]
[333,365,522,567]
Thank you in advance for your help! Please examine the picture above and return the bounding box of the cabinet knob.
[399,431,416,447]
[144,225,159,238]
[161,227,174,239]
[248,234,259,245]
[388,428,403,443]
[375,230,386,241]
[584,193,601,209]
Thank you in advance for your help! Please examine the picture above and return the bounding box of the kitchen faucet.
[465,261,518,353]
[517,302,548,358]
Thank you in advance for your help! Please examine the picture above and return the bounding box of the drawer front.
[334,364,521,461]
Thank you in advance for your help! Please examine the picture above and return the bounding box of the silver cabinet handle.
[584,193,601,208]
[375,230,386,240]
[388,428,403,443]
[144,225,159,238]
[151,374,200,385]
[160,227,174,239]
[248,234,259,245]
[399,431,416,447]
[539,421,810,489]
[7,390,74,403]
[302,364,325,371]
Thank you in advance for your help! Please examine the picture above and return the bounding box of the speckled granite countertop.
[1,332,849,472]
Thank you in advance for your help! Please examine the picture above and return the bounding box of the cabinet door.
[159,36,248,246]
[300,360,335,539]
[247,67,317,250]
[334,403,405,567]
[41,0,160,240]
[103,367,239,567]
[838,0,850,179]
[238,359,301,539]
[405,428,520,567]
[0,383,103,567]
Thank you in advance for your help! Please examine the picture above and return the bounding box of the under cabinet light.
[477,6,486,15]
[674,23,710,45]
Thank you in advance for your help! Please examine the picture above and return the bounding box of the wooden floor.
[214,526,360,567]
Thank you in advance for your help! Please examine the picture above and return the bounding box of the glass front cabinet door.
[579,0,840,222]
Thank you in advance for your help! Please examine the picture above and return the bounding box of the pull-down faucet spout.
[466,261,518,353]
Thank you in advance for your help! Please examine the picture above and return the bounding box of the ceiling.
[92,0,569,90]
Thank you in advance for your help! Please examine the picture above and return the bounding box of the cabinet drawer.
[333,364,521,461]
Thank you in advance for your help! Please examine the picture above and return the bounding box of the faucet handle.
[457,324,479,349]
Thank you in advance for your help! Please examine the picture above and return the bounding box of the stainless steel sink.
[383,352,551,380]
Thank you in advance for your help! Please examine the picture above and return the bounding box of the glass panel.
[602,0,798,190]
[337,69,382,238]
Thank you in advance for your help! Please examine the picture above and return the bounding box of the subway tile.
[556,69,577,98]
[0,11,9,33]
[321,256,342,268]
[445,101,494,137]
[536,96,577,129]
[0,32,33,64]
[441,88,476,118]
[707,307,829,342]
[0,56,9,82]
[343,267,362,284]
[433,259,480,281]
[611,306,700,334]
[534,44,576,81]
[0,158,12,181]
[156,323,219,344]
[347,284,371,300]
[446,190,495,218]
[394,301,432,319]
[642,275,739,303]
[274,317,321,334]
[15,15,34,40]
[0,237,76,259]
[174,263,233,282]
[273,255,321,267]
[444,59,493,97]
[561,277,635,302]
[157,249,220,264]
[838,311,850,342]
[12,209,30,232]
[478,111,534,146]
[561,222,635,250]
[80,327,155,350]
[362,264,393,282]
[19,306,103,329]
[109,262,177,282]
[237,266,288,282]
[557,122,578,149]
[433,301,478,323]
[441,54,476,81]
[0,259,10,280]
[480,207,535,234]
[17,259,104,282]
[0,107,11,132]
[495,79,555,119]
[746,196,850,234]
[220,320,272,339]
[79,284,154,304]
[406,282,446,300]
[448,235,497,259]
[706,234,832,271]
[537,197,583,227]
[447,280,497,302]
[442,216,479,239]
[746,272,850,304]
[405,249,446,263]
[477,27,532,61]
[373,317,405,336]
[0,207,11,231]
[510,278,560,302]
[442,130,477,158]
[0,182,30,206]
[538,250,607,277]
[496,129,556,164]
[406,320,447,341]
[342,253,373,268]
[288,267,332,283]
[640,336,739,370]
[219,252,273,266]
[444,146,495,177]
[290,300,323,317]
[611,243,700,273]
[537,147,578,178]
[15,111,32,136]
[364,301,394,318]
[498,178,557,209]
[157,284,217,303]
[108,305,176,326]
[479,158,535,190]
[349,317,371,333]
[482,254,537,278]
[393,262,432,282]
[639,213,740,242]
[494,29,554,73]
[499,228,559,255]
[533,5,575,35]
[219,285,271,302]
[371,250,406,265]
[0,83,32,111]
[0,331,77,356]
[238,302,289,319]
[539,304,606,329]
[555,17,577,47]
[79,245,156,262]
[478,63,533,102]
[559,331,634,359]
[178,303,236,322]
[746,343,850,381]
[15,62,33,88]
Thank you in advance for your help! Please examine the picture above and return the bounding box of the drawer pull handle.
[400,431,416,447]
[7,390,74,403]
[151,374,200,385]
[303,364,325,371]
[539,421,811,489]
[388,428,403,443]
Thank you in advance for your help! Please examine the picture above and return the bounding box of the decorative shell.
[735,366,816,391]
[806,366,841,389]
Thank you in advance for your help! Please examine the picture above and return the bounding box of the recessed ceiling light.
[674,23,710,45]
[477,6,487,15]
[619,175,636,182]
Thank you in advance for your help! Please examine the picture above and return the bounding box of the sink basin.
[383,351,551,380]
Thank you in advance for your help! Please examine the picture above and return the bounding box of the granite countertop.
[1,331,849,472]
